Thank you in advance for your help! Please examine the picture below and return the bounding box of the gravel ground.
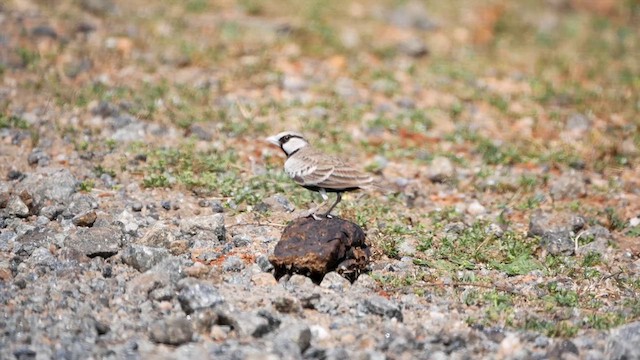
[1,1,640,359]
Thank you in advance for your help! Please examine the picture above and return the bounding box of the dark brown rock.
[72,210,97,227]
[269,217,370,284]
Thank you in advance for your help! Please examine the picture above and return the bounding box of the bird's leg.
[307,189,329,220]
[323,192,342,218]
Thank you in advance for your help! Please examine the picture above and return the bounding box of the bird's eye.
[282,135,291,142]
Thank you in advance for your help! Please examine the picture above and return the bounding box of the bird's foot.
[311,213,324,221]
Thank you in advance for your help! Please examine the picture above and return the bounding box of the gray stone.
[222,256,244,272]
[540,231,574,256]
[6,196,29,218]
[282,75,308,92]
[65,226,123,258]
[0,231,16,252]
[149,317,193,345]
[147,254,190,277]
[35,216,50,226]
[324,348,351,360]
[256,254,274,272]
[16,168,77,209]
[397,97,415,109]
[255,195,295,213]
[217,311,273,338]
[111,121,145,143]
[547,340,579,359]
[115,210,139,235]
[607,321,640,360]
[232,235,251,247]
[388,1,437,30]
[352,274,377,290]
[577,225,611,255]
[136,222,174,247]
[550,172,587,200]
[131,202,143,212]
[272,296,302,314]
[27,148,50,166]
[211,201,224,213]
[191,308,218,334]
[359,296,403,321]
[276,323,311,352]
[427,156,455,183]
[273,337,305,359]
[91,101,119,117]
[444,221,466,234]
[121,245,170,272]
[14,228,57,257]
[40,205,65,220]
[149,286,174,302]
[398,38,429,57]
[126,271,171,299]
[177,279,225,314]
[26,247,57,269]
[529,211,585,236]
[31,25,58,39]
[582,225,611,239]
[179,214,225,242]
[566,113,591,132]
[189,124,212,141]
[534,335,550,348]
[382,327,418,354]
[320,272,350,292]
[63,194,97,219]
[528,212,585,255]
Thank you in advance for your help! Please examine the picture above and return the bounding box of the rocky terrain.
[1,0,640,359]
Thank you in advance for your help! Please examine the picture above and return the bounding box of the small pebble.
[211,201,224,213]
[131,202,143,212]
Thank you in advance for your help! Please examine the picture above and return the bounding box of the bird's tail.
[361,179,395,196]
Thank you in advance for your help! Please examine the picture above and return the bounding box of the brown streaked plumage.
[267,131,373,218]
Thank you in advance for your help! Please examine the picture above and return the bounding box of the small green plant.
[16,47,40,68]
[581,251,602,267]
[476,139,522,165]
[105,139,118,151]
[583,312,625,330]
[603,207,626,231]
[524,318,579,337]
[79,180,95,192]
[518,175,538,191]
[516,195,543,210]
[94,165,117,178]
[428,206,461,224]
[379,236,400,259]
[143,174,170,188]
[626,226,640,237]
[0,114,29,129]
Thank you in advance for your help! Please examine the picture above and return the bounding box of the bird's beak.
[266,135,280,146]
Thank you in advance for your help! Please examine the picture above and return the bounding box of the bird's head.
[266,131,309,156]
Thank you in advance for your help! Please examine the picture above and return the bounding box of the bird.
[267,131,374,219]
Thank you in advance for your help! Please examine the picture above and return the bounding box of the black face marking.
[279,134,303,144]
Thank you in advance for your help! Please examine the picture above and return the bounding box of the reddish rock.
[270,217,370,283]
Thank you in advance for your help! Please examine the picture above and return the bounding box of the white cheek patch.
[282,138,307,156]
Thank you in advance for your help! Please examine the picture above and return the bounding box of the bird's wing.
[285,148,372,190]
[318,161,373,189]
[284,152,334,186]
